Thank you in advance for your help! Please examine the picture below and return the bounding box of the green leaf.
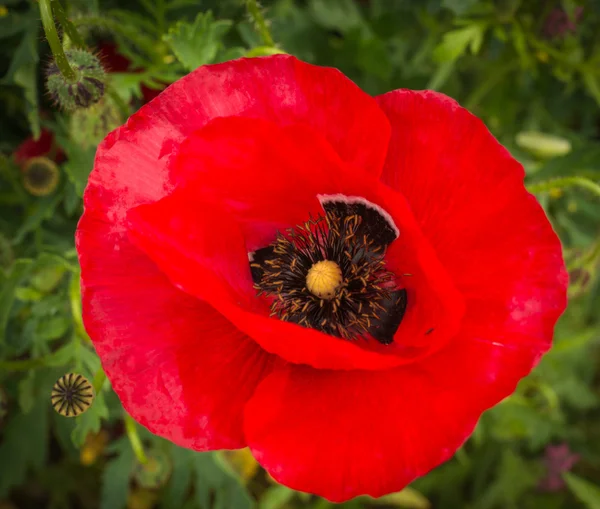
[71,390,109,446]
[2,19,40,138]
[100,438,135,509]
[0,399,49,497]
[258,485,296,509]
[442,0,479,15]
[193,452,253,509]
[309,0,364,33]
[564,473,600,509]
[0,259,34,341]
[162,446,194,509]
[18,370,36,413]
[13,194,63,244]
[433,23,486,63]
[367,487,431,508]
[163,11,233,72]
[59,139,97,197]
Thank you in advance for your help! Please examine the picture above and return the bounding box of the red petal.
[126,181,404,371]
[14,129,56,167]
[376,90,567,352]
[245,338,542,502]
[77,216,275,450]
[84,55,389,229]
[127,116,463,370]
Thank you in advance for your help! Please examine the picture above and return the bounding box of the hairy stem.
[39,0,77,82]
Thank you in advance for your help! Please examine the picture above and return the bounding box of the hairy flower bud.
[70,97,123,149]
[46,49,106,111]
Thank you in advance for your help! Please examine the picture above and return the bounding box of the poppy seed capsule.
[51,373,95,417]
[46,49,106,111]
[22,156,60,196]
[306,260,343,299]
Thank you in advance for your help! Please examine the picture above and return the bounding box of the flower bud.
[46,49,106,111]
[70,97,123,149]
[133,450,172,489]
[22,157,60,196]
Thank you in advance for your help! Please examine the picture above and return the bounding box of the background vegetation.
[1,0,600,508]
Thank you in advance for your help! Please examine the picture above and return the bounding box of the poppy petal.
[127,117,464,370]
[244,338,542,502]
[126,183,403,371]
[77,216,275,450]
[376,90,567,352]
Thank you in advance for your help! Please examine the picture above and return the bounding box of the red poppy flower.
[76,55,567,501]
[14,128,65,168]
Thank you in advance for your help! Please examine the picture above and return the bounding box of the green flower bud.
[70,97,123,149]
[22,157,60,196]
[46,49,106,111]
[133,450,172,489]
[515,131,572,159]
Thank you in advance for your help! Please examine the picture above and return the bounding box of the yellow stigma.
[306,260,343,300]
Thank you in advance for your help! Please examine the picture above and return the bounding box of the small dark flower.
[22,156,60,196]
[539,443,580,492]
[51,373,95,417]
[543,6,583,39]
[46,49,106,111]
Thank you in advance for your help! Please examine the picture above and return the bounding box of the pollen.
[306,260,343,299]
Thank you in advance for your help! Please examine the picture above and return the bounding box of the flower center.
[306,260,343,299]
[250,198,408,344]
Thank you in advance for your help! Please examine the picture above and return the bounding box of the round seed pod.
[51,373,95,417]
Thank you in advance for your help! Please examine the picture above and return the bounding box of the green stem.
[0,357,47,371]
[125,413,148,464]
[39,0,77,82]
[526,176,600,198]
[52,0,86,50]
[92,367,106,394]
[246,0,275,47]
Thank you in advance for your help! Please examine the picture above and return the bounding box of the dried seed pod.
[51,373,95,417]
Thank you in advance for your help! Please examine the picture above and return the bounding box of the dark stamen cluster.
[252,212,404,342]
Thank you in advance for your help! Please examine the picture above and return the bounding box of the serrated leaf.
[193,452,253,509]
[71,390,109,446]
[100,440,135,509]
[258,485,296,509]
[0,399,49,497]
[163,11,233,72]
[564,473,600,509]
[433,23,486,63]
[0,258,34,341]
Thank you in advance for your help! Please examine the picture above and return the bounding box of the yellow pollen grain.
[306,260,343,300]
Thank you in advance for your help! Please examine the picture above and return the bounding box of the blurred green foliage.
[0,0,600,508]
